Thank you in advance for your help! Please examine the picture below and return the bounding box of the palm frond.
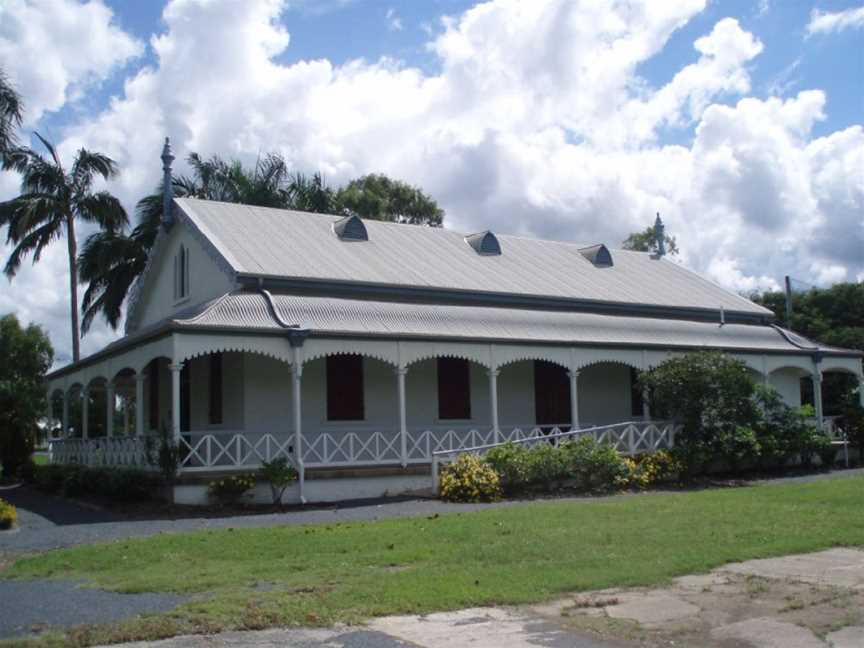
[71,149,119,193]
[3,220,63,277]
[75,191,128,232]
[0,69,23,151]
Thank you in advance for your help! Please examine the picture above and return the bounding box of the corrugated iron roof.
[175,198,771,317]
[175,292,816,352]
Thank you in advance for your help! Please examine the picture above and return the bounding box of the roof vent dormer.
[333,214,368,241]
[579,244,613,267]
[465,230,501,256]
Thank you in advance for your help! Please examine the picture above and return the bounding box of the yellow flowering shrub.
[207,473,257,505]
[439,454,502,503]
[0,497,17,530]
[631,450,683,488]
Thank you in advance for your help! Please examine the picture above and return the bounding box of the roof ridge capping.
[465,230,502,255]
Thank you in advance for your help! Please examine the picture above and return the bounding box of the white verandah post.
[105,381,115,438]
[568,370,580,430]
[135,373,146,437]
[397,366,408,466]
[488,368,500,443]
[813,367,824,430]
[81,386,89,440]
[169,363,183,443]
[291,344,305,503]
[62,390,69,439]
[858,372,864,409]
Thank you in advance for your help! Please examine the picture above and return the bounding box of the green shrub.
[439,454,501,503]
[713,425,760,472]
[260,457,298,506]
[580,442,632,491]
[17,458,37,483]
[485,442,530,492]
[109,468,157,502]
[816,439,837,468]
[640,351,759,478]
[486,437,633,495]
[208,473,257,506]
[524,443,569,487]
[0,498,16,530]
[34,463,66,493]
[33,464,156,501]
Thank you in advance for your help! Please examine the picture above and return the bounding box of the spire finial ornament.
[654,212,666,257]
[161,137,175,229]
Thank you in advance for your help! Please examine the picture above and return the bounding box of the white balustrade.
[49,436,150,468]
[178,431,297,472]
[48,421,682,473]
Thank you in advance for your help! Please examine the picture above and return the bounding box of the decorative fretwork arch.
[572,348,646,372]
[303,339,399,367]
[174,333,293,366]
[493,345,571,372]
[400,342,492,370]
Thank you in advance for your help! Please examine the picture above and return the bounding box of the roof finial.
[161,137,175,230]
[654,212,666,257]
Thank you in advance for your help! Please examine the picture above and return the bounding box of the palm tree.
[0,68,23,154]
[1,134,128,362]
[285,171,335,213]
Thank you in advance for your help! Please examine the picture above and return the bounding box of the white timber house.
[45,140,864,504]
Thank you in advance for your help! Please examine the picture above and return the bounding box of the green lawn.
[6,475,864,647]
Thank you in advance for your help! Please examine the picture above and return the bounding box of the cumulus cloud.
[0,0,862,365]
[0,0,143,125]
[807,6,864,36]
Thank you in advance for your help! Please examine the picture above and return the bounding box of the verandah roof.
[173,291,841,355]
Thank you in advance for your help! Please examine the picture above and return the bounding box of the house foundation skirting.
[173,473,433,506]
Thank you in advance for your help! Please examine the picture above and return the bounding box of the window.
[438,357,471,420]
[174,244,189,301]
[534,361,570,426]
[209,353,223,425]
[326,355,364,420]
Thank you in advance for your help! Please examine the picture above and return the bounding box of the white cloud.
[0,0,862,366]
[0,0,143,125]
[386,8,403,32]
[806,6,864,36]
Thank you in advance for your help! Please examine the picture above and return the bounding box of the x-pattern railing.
[178,433,297,472]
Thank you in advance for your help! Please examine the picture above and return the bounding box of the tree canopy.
[622,223,678,255]
[750,282,864,415]
[335,173,444,226]
[0,313,53,476]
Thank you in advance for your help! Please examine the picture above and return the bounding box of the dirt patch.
[531,549,864,648]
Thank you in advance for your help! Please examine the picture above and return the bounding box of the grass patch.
[5,476,864,646]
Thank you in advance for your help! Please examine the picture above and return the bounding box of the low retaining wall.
[174,472,434,505]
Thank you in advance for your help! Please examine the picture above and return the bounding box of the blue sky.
[1,0,863,362]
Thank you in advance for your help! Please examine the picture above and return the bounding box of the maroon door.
[533,360,572,427]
